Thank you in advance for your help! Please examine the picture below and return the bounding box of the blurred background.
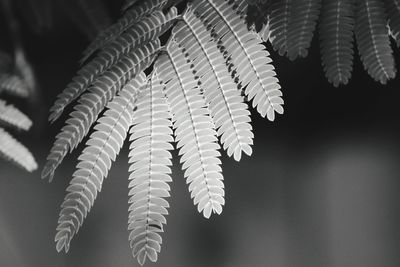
[1,1,400,266]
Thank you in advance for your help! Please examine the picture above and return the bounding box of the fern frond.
[269,0,292,55]
[385,0,400,46]
[355,0,396,83]
[286,0,321,60]
[155,39,224,218]
[192,0,284,121]
[173,8,253,161]
[55,73,146,253]
[42,41,159,182]
[49,8,178,123]
[0,99,32,131]
[0,127,37,172]
[81,0,167,62]
[319,0,355,86]
[128,72,173,265]
[0,73,30,97]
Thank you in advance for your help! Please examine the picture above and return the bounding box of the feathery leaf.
[42,40,160,182]
[81,0,167,62]
[0,127,37,172]
[0,99,32,131]
[55,73,146,253]
[355,0,396,83]
[128,72,173,265]
[173,8,253,161]
[319,0,355,86]
[286,0,321,60]
[192,0,284,121]
[155,39,225,218]
[49,8,178,123]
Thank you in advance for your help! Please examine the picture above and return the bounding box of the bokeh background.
[1,1,400,266]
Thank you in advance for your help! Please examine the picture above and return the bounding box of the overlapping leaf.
[191,0,284,121]
[173,8,253,161]
[155,39,225,218]
[42,39,161,182]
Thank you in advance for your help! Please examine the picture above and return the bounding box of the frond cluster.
[0,51,37,172]
[253,0,399,86]
[44,0,283,265]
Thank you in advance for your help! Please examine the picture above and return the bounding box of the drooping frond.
[319,0,355,87]
[81,0,167,62]
[192,0,284,121]
[0,127,37,172]
[286,0,321,60]
[55,73,146,253]
[49,8,178,123]
[385,0,400,46]
[355,0,396,83]
[42,40,160,182]
[173,7,253,161]
[128,72,173,265]
[269,0,292,55]
[0,99,32,131]
[0,73,30,97]
[155,39,225,218]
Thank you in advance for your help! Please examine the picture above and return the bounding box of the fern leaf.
[0,99,32,131]
[0,127,37,172]
[128,72,173,265]
[42,41,159,182]
[385,0,400,46]
[0,73,30,98]
[173,8,253,161]
[81,0,167,62]
[55,74,146,253]
[49,8,178,123]
[269,0,292,55]
[286,0,321,60]
[192,0,284,121]
[155,39,225,218]
[355,0,396,83]
[319,0,355,86]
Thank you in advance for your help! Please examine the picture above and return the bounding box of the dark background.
[1,1,400,266]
